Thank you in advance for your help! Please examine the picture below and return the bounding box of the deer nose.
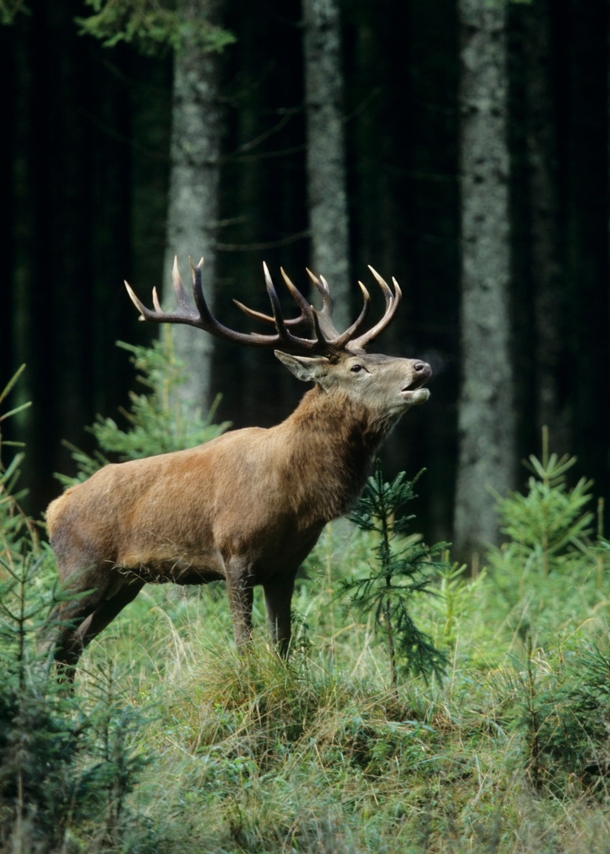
[413,361,432,379]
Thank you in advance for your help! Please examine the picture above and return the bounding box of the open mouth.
[400,376,431,405]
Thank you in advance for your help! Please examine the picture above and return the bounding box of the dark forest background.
[0,0,608,558]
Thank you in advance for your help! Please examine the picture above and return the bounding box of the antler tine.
[306,269,342,340]
[262,261,290,338]
[124,258,205,329]
[173,256,198,314]
[231,268,312,329]
[302,271,374,351]
[232,300,278,325]
[124,280,151,322]
[186,259,291,346]
[189,257,224,330]
[262,263,327,352]
[280,268,315,325]
[333,281,372,350]
[125,258,272,343]
[349,268,402,350]
[368,265,395,308]
[124,280,199,329]
[152,287,163,313]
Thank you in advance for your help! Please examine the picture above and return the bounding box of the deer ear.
[274,351,330,383]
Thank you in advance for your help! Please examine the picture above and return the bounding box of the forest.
[2,1,610,851]
[1,0,608,558]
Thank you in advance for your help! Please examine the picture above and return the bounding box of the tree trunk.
[164,0,223,413]
[302,0,351,331]
[522,0,567,452]
[453,0,516,562]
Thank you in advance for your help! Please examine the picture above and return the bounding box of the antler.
[124,258,401,355]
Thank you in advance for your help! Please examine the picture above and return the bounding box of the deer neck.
[276,386,399,523]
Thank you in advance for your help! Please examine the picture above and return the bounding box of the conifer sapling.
[343,463,449,685]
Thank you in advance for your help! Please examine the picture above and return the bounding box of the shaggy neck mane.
[274,385,400,524]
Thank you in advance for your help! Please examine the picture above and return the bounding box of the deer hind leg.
[52,570,143,680]
[263,572,296,657]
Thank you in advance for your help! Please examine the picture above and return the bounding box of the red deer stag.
[47,259,431,675]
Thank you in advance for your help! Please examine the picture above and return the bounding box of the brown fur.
[48,343,431,675]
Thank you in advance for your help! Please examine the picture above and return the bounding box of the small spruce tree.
[489,426,594,581]
[75,0,235,55]
[343,464,449,686]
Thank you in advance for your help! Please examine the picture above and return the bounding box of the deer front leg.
[225,558,254,647]
[263,572,296,657]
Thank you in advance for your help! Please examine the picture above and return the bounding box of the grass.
[61,519,610,853]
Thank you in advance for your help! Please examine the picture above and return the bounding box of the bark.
[303,0,351,331]
[164,0,223,412]
[454,0,516,561]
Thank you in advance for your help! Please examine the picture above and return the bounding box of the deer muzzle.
[400,361,432,404]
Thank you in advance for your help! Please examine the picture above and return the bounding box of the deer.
[47,258,431,677]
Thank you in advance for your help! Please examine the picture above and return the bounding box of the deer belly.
[116,546,226,585]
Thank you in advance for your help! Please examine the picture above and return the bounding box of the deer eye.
[350,364,363,373]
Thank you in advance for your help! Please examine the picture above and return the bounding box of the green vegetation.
[344,465,449,685]
[2,350,610,852]
[76,0,236,56]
